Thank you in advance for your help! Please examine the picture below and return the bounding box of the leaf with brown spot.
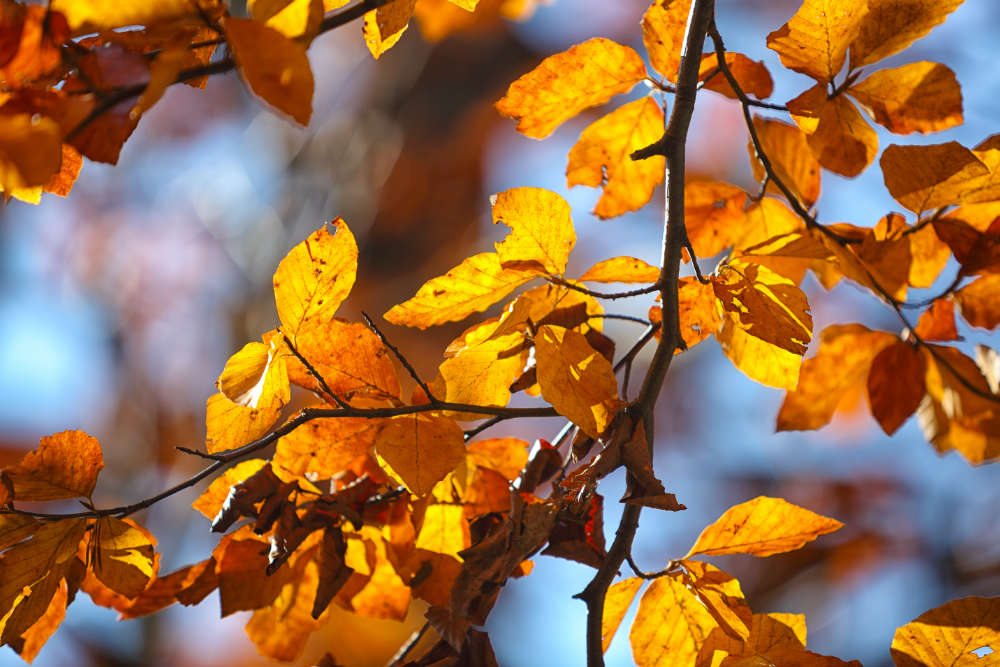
[641,0,691,82]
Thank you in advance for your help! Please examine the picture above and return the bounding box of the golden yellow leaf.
[205,391,283,454]
[891,596,1000,667]
[685,181,748,259]
[192,459,268,519]
[675,276,722,351]
[850,0,964,69]
[713,259,812,355]
[273,417,378,478]
[641,0,691,82]
[218,340,289,408]
[678,560,752,640]
[867,340,927,435]
[437,332,527,413]
[749,117,821,208]
[749,613,807,651]
[908,221,951,288]
[415,504,470,557]
[602,577,643,653]
[130,48,187,118]
[50,0,218,33]
[246,557,323,661]
[777,324,896,430]
[3,430,103,502]
[495,38,646,139]
[848,62,963,135]
[956,275,1000,330]
[733,198,804,253]
[821,217,912,301]
[224,16,314,125]
[579,256,660,284]
[492,187,575,274]
[249,0,324,40]
[766,0,868,83]
[629,575,720,667]
[375,414,465,495]
[686,496,843,558]
[788,84,878,177]
[566,97,665,219]
[273,219,358,338]
[880,142,990,214]
[534,325,621,438]
[0,114,62,192]
[699,53,774,100]
[90,518,157,599]
[466,437,529,480]
[363,0,416,59]
[716,315,802,390]
[384,252,537,329]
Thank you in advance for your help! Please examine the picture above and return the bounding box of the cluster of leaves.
[1,0,1000,665]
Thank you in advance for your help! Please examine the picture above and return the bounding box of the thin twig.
[590,313,653,326]
[385,621,430,667]
[362,312,436,402]
[625,552,676,580]
[464,415,506,441]
[283,333,351,409]
[546,276,661,300]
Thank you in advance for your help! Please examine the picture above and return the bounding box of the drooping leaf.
[224,15,314,125]
[566,97,665,219]
[684,181,748,259]
[375,414,465,495]
[890,596,1000,667]
[748,117,821,208]
[880,142,991,213]
[602,577,643,653]
[641,0,691,82]
[363,0,416,59]
[579,256,660,284]
[2,430,103,502]
[90,518,157,599]
[629,575,720,667]
[848,62,963,135]
[766,0,869,83]
[849,0,964,70]
[492,186,575,274]
[914,299,959,341]
[495,38,646,139]
[867,340,927,435]
[777,324,896,431]
[788,84,878,177]
[716,315,803,390]
[955,274,1000,329]
[534,325,621,438]
[685,496,843,558]
[932,216,1000,277]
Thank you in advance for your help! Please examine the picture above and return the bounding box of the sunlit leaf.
[716,315,802,390]
[641,0,691,82]
[880,142,991,213]
[748,117,821,208]
[436,332,526,413]
[914,299,959,341]
[3,430,103,502]
[249,0,324,41]
[273,417,378,478]
[246,558,324,661]
[850,0,964,69]
[415,504,470,557]
[699,52,773,100]
[867,340,927,435]
[766,0,868,83]
[495,37,646,139]
[602,577,643,653]
[788,84,878,177]
[50,0,219,33]
[629,575,720,666]
[363,0,416,59]
[492,186,575,275]
[579,256,660,284]
[678,560,752,640]
[686,496,843,558]
[848,62,963,135]
[890,596,1000,667]
[375,414,465,495]
[0,114,62,193]
[955,275,1000,329]
[90,518,157,599]
[685,181,748,259]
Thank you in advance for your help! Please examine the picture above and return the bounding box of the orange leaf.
[908,221,951,288]
[363,0,416,59]
[717,315,803,390]
[748,117,821,208]
[14,580,67,662]
[678,560,752,640]
[955,275,1000,330]
[713,259,812,355]
[0,114,62,193]
[218,340,290,409]
[273,220,357,338]
[579,256,660,284]
[733,199,808,271]
[566,97,665,219]
[214,530,291,617]
[629,575,720,666]
[788,84,878,177]
[699,52,774,100]
[492,187,575,274]
[50,0,215,33]
[685,181,748,259]
[534,325,621,438]
[375,414,465,495]
[602,577,643,653]
[204,391,284,455]
[384,252,537,328]
[914,299,959,341]
[848,61,963,134]
[677,276,722,351]
[273,417,378,478]
[777,324,896,430]
[246,557,324,661]
[880,142,990,214]
[849,0,964,70]
[3,430,103,502]
[867,340,927,435]
[891,596,1000,667]
[686,496,843,558]
[766,0,868,83]
[436,332,526,414]
[495,37,646,139]
[343,526,411,620]
[224,15,314,125]
[192,459,268,519]
[641,0,691,82]
[415,504,470,557]
[90,518,157,599]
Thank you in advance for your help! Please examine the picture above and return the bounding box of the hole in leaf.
[971,646,994,658]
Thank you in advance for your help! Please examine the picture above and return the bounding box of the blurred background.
[2,0,999,665]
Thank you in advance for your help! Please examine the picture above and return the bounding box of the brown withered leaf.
[213,529,292,617]
[541,492,606,568]
[867,341,927,435]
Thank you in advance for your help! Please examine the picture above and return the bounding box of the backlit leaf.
[766,0,868,83]
[0,114,62,192]
[685,181,748,259]
[534,325,621,438]
[192,459,268,519]
[749,117,821,208]
[880,142,990,213]
[955,275,1000,329]
[777,324,895,431]
[867,340,927,435]
[602,577,643,653]
[363,0,416,59]
[579,256,660,284]
[848,62,963,135]
[273,417,378,478]
[250,0,324,41]
[566,97,665,219]
[678,560,752,640]
[677,276,722,351]
[629,575,720,667]
[640,0,691,82]
[3,430,103,502]
[788,84,878,177]
[205,391,283,454]
[495,38,646,139]
[415,504,470,557]
[890,596,1000,667]
[437,332,526,413]
[273,219,358,339]
[217,340,289,409]
[492,187,575,274]
[850,0,964,70]
[50,0,217,33]
[914,299,959,341]
[246,558,324,661]
[717,315,802,390]
[699,52,773,100]
[686,496,843,558]
[14,581,67,662]
[91,518,157,599]
[375,414,465,495]
[224,16,314,125]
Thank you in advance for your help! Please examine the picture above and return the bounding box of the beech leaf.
[375,414,465,495]
[891,596,1000,667]
[3,430,104,502]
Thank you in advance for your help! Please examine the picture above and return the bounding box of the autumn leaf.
[534,325,620,438]
[788,84,878,177]
[250,0,324,41]
[0,114,63,193]
[684,181,748,259]
[677,560,752,640]
[273,417,378,478]
[675,276,721,351]
[848,62,963,135]
[246,557,324,661]
[699,52,774,100]
[273,219,358,339]
[579,256,660,284]
[914,299,959,341]
[375,413,465,495]
[217,340,290,409]
[602,577,643,653]
[192,459,268,520]
[495,37,646,139]
[436,332,526,412]
[849,0,964,70]
[224,15,314,125]
[766,0,868,83]
[641,0,691,82]
[955,274,1000,329]
[89,518,157,599]
[2,430,104,502]
[415,504,470,556]
[890,596,1000,667]
[492,187,575,274]
[716,315,803,390]
[50,0,217,34]
[880,142,991,213]
[205,391,284,455]
[867,340,927,435]
[685,496,843,558]
[363,0,416,59]
[748,117,821,208]
[629,575,720,666]
[777,324,896,431]
[566,97,665,219]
